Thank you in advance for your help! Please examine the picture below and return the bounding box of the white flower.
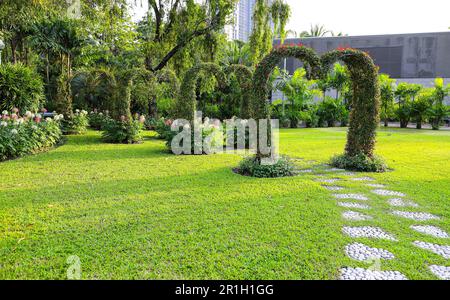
[54,114,64,121]
[35,113,42,119]
[75,109,80,113]
[99,112,103,116]
[11,129,18,134]
[25,111,32,117]
[31,125,38,130]
[45,117,52,122]
[2,110,8,115]
[1,121,7,127]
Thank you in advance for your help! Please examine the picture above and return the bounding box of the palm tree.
[300,24,331,37]
[220,40,252,67]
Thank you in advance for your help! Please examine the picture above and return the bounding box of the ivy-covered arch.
[114,68,155,120]
[321,49,381,158]
[252,46,322,120]
[176,63,227,121]
[223,64,253,119]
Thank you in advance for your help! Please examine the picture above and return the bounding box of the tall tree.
[249,0,290,66]
[137,0,237,74]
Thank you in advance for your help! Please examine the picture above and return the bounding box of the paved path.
[310,166,450,280]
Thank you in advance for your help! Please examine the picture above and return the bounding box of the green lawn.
[0,128,449,279]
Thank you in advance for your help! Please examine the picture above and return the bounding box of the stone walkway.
[311,166,450,280]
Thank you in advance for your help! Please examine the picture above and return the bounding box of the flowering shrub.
[102,115,145,144]
[0,110,62,161]
[88,110,111,130]
[155,118,174,140]
[62,109,89,135]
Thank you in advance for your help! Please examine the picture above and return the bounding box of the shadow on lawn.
[0,163,309,210]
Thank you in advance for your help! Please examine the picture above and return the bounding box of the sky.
[131,0,450,36]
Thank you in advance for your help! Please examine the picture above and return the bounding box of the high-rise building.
[225,0,273,42]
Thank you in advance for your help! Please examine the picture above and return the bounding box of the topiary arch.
[252,46,322,120]
[321,49,380,158]
[251,46,322,159]
[176,63,227,121]
[223,64,254,119]
[114,68,156,120]
[252,46,381,161]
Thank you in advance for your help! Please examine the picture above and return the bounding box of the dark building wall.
[274,32,450,79]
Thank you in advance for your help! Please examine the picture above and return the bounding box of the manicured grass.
[0,128,449,279]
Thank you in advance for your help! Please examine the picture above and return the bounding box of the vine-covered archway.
[251,46,322,160]
[114,68,155,120]
[176,63,227,121]
[249,46,383,172]
[252,46,322,119]
[321,49,381,158]
[223,64,253,119]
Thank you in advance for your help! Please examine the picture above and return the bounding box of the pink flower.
[41,108,47,113]
[12,107,19,113]
[120,115,126,121]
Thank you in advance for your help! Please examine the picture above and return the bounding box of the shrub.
[317,96,347,127]
[144,117,158,130]
[0,63,44,112]
[62,109,89,135]
[331,153,387,173]
[88,110,111,130]
[0,110,62,161]
[155,118,174,140]
[102,116,145,144]
[236,155,295,178]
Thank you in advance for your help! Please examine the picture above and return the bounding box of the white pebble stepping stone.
[392,211,440,221]
[342,211,373,221]
[325,168,345,172]
[341,172,356,176]
[315,178,340,183]
[413,241,450,259]
[366,183,386,188]
[371,189,406,197]
[351,177,375,182]
[340,267,407,280]
[345,243,395,261]
[338,202,371,210]
[323,185,344,191]
[388,198,419,208]
[429,265,450,280]
[333,194,368,201]
[411,225,448,238]
[343,226,397,241]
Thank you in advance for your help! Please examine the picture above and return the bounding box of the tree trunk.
[416,117,422,129]
[400,119,408,128]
